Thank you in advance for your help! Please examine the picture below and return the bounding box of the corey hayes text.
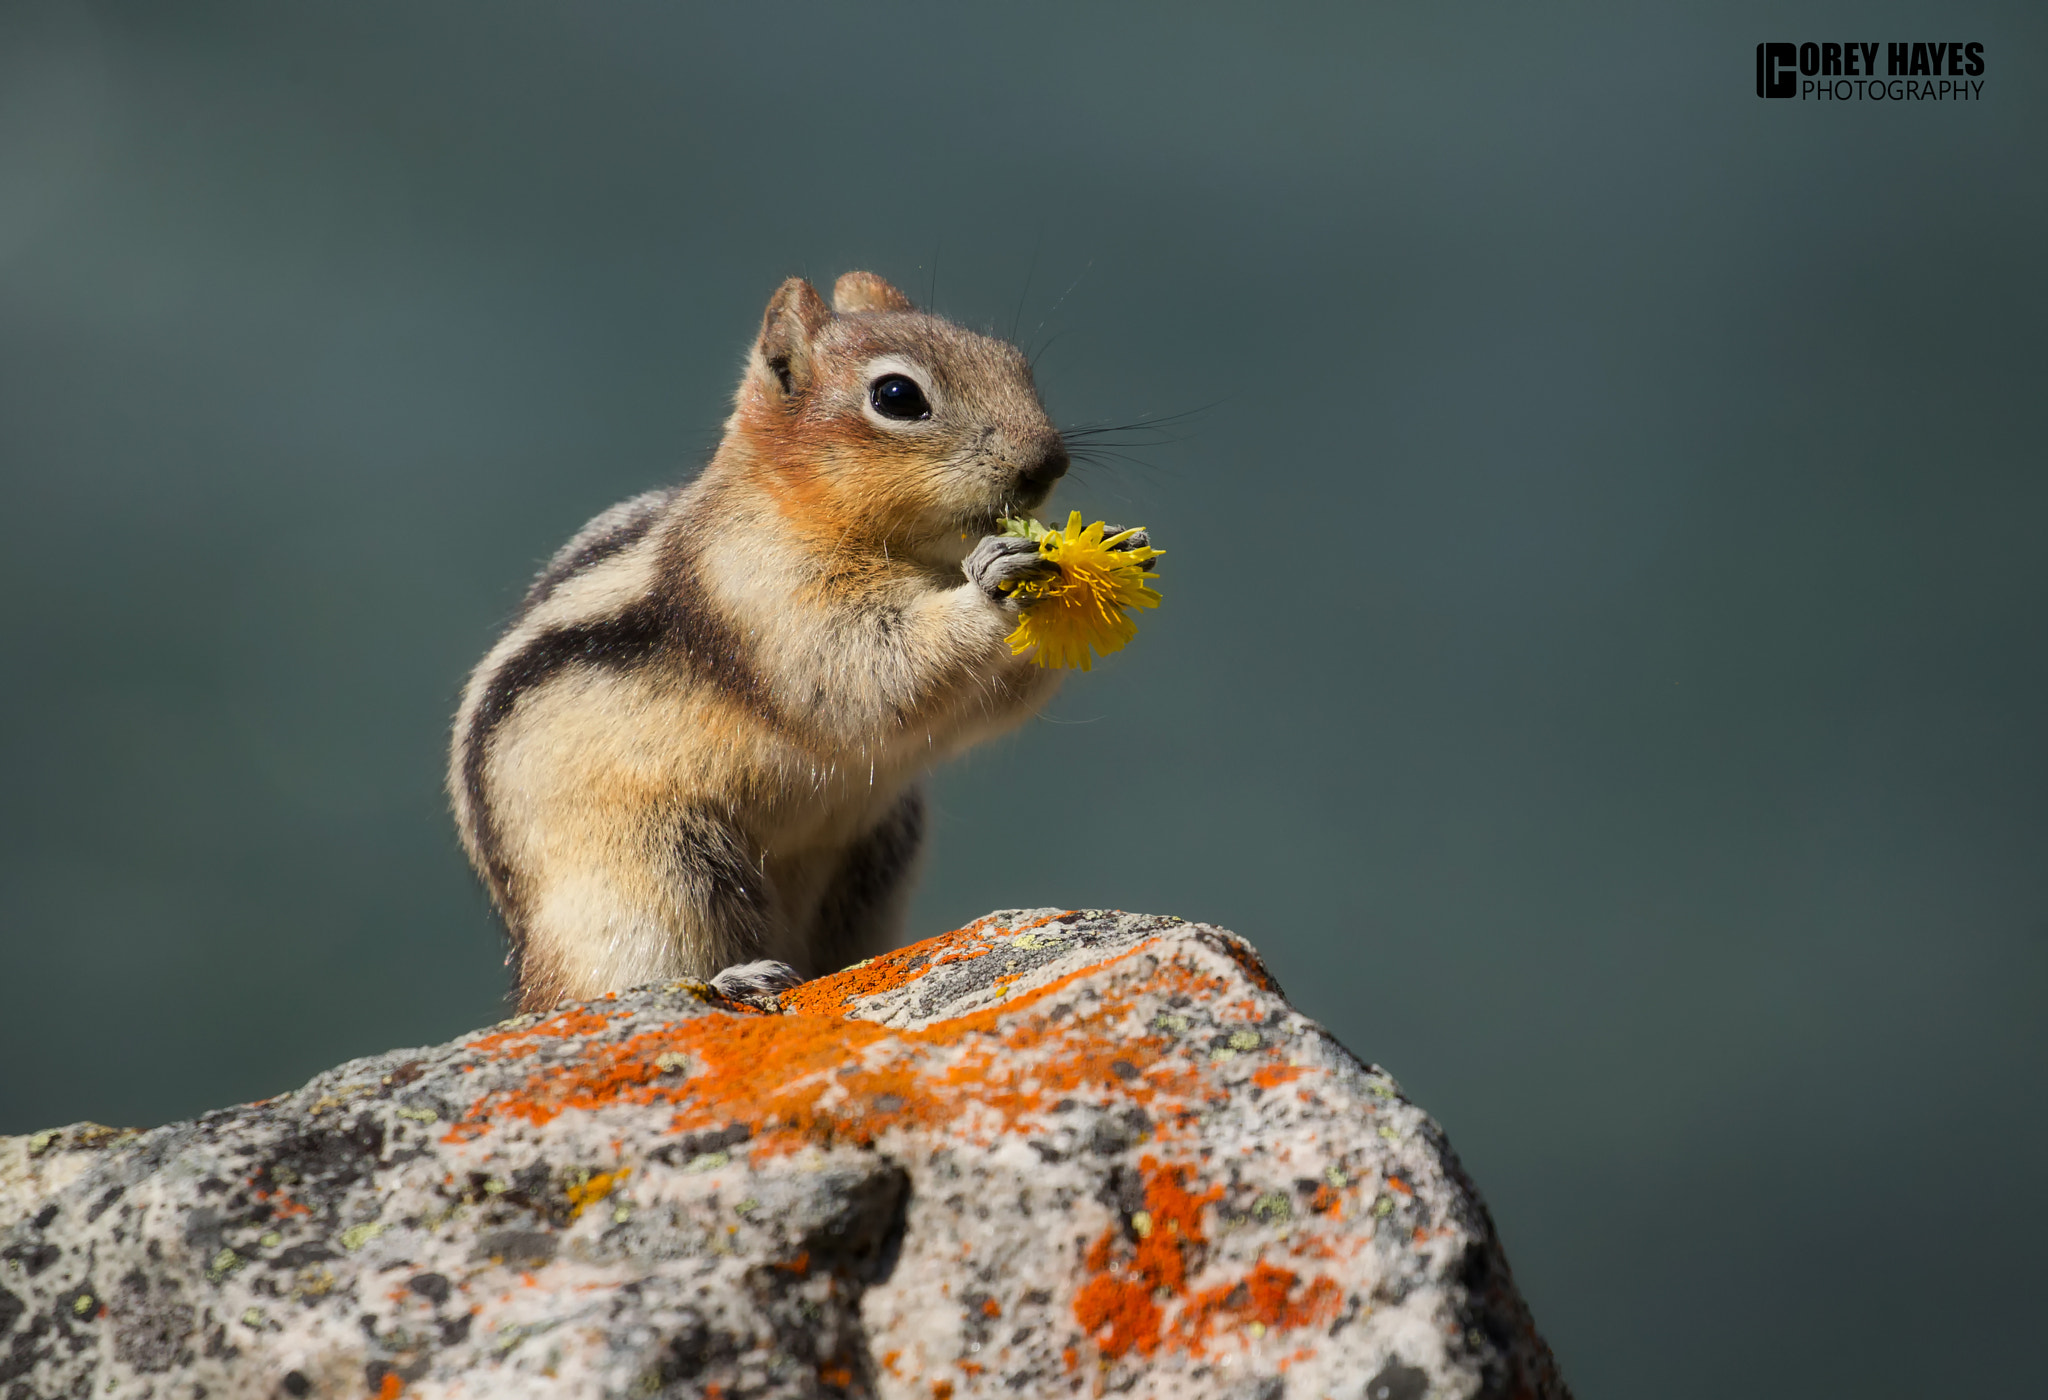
[1756,42,1985,101]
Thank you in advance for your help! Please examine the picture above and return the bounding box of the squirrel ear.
[752,277,833,400]
[832,271,914,315]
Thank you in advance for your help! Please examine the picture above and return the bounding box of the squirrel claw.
[965,534,1057,601]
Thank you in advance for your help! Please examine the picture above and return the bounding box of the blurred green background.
[2,2,2042,1394]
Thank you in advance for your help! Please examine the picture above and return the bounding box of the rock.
[0,910,1567,1399]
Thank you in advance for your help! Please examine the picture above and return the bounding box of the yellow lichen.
[337,1222,385,1252]
[564,1167,629,1219]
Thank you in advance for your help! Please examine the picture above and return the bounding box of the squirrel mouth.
[1009,479,1058,513]
[957,482,1056,538]
[957,506,1009,537]
[995,481,1057,520]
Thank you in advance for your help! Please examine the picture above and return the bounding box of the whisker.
[1064,434,1181,458]
[1029,260,1093,360]
[1010,229,1043,345]
[1066,448,1166,473]
[1060,405,1212,447]
[1029,328,1072,373]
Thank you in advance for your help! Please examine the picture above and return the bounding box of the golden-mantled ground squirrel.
[450,271,1147,1010]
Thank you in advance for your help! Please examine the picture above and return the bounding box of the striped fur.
[450,272,1069,1009]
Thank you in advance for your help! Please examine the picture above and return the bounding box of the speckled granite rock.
[0,910,1567,1399]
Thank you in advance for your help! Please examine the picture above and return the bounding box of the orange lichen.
[376,1374,405,1400]
[956,909,1071,940]
[251,1187,311,1220]
[1211,940,1279,993]
[464,1006,621,1061]
[1287,1232,1345,1262]
[1071,1158,1346,1363]
[779,943,953,1016]
[443,926,1259,1157]
[782,912,1076,1015]
[1075,1271,1163,1359]
[1176,1262,1342,1352]
[1073,1158,1224,1358]
[430,913,1375,1370]
[1386,1176,1413,1196]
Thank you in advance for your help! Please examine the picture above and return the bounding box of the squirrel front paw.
[964,534,1057,602]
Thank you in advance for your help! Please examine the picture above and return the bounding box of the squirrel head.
[724,272,1068,559]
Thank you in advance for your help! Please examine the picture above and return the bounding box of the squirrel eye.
[868,373,931,422]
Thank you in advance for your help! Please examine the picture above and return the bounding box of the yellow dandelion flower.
[1000,510,1164,671]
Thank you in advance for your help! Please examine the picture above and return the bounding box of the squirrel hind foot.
[709,959,807,1006]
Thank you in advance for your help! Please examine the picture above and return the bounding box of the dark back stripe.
[662,551,786,729]
[460,543,790,974]
[517,497,668,619]
[461,604,669,934]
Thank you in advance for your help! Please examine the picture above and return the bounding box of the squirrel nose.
[1015,443,1069,498]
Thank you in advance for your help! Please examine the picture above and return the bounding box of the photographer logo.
[1755,42,1985,102]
